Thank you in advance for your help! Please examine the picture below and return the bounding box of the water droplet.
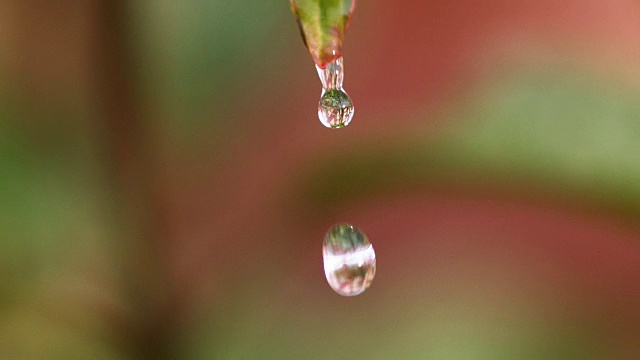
[323,224,376,296]
[318,89,354,129]
[316,57,354,128]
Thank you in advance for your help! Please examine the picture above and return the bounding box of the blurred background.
[1,1,639,358]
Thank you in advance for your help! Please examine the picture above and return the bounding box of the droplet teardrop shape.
[323,224,376,296]
[316,57,354,128]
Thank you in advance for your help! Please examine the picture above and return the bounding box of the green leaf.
[290,0,356,67]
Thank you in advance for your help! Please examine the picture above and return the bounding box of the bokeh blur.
[1,1,639,359]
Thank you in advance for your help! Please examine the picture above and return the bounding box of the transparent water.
[323,224,376,296]
[316,57,354,128]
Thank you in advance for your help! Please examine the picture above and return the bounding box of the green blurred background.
[1,1,639,359]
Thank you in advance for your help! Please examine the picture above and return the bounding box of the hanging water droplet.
[316,57,354,128]
[318,89,354,129]
[323,224,376,296]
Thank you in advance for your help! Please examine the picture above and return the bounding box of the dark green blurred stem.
[92,1,177,358]
[297,140,640,226]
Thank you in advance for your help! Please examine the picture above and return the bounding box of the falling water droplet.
[323,224,376,296]
[316,57,354,128]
